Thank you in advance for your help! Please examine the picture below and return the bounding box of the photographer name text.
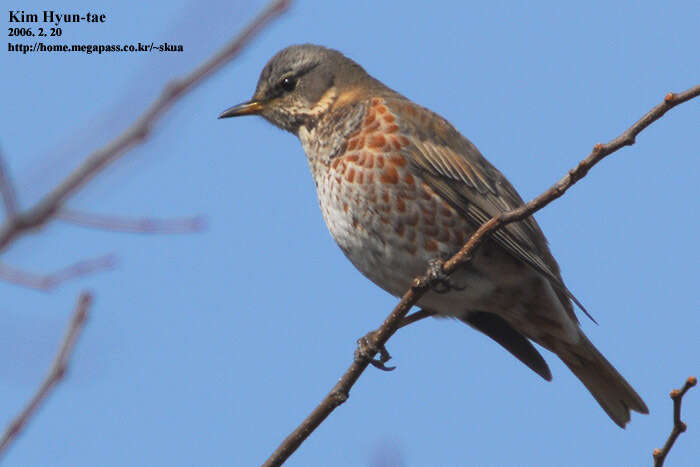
[9,10,106,26]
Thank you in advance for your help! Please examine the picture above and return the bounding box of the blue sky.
[1,1,698,466]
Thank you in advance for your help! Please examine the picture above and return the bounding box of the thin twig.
[0,292,92,458]
[0,254,116,290]
[653,376,697,467]
[398,309,436,329]
[0,0,290,254]
[57,209,205,234]
[0,148,18,218]
[262,84,700,466]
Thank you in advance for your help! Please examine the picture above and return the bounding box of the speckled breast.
[301,97,477,298]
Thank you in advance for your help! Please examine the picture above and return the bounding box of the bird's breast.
[302,98,479,297]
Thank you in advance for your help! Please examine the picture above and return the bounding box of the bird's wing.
[385,98,589,322]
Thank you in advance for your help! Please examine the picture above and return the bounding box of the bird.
[218,44,648,427]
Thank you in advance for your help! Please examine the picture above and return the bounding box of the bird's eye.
[281,76,297,92]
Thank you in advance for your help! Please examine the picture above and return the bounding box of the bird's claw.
[355,331,396,371]
[426,258,465,294]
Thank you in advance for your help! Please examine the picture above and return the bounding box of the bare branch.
[653,376,697,467]
[0,1,291,461]
[0,255,116,290]
[0,148,18,218]
[0,0,290,254]
[0,292,92,458]
[398,309,436,329]
[57,209,205,234]
[262,84,700,466]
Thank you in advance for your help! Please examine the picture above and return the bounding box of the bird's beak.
[218,100,264,119]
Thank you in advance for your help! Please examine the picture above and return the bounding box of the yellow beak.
[218,100,264,118]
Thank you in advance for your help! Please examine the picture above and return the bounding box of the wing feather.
[385,98,592,322]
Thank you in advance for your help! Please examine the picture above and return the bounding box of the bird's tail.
[557,332,648,428]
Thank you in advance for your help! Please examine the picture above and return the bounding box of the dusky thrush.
[219,44,648,427]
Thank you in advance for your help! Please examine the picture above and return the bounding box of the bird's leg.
[357,258,462,371]
[356,258,460,371]
[426,258,466,294]
[356,310,437,372]
[355,330,395,371]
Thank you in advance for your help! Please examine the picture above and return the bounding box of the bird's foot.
[425,258,465,294]
[355,330,395,371]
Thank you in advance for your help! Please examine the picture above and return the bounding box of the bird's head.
[219,44,381,134]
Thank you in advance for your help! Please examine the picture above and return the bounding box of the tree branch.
[0,292,92,459]
[57,209,205,234]
[0,1,291,462]
[0,255,116,290]
[653,376,697,467]
[262,84,700,466]
[0,0,290,254]
[398,309,436,329]
[0,148,18,218]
